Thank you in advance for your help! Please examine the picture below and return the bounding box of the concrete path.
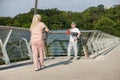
[0,45,120,80]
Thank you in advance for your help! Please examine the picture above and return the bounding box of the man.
[67,22,81,60]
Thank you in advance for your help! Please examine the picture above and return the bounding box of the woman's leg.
[38,41,44,66]
[31,42,39,69]
[43,41,46,59]
[39,47,44,66]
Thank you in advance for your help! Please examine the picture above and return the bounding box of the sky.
[0,0,120,17]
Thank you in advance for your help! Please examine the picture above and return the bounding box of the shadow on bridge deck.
[0,44,120,80]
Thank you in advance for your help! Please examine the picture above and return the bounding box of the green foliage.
[0,4,120,36]
[94,17,116,34]
[0,17,13,26]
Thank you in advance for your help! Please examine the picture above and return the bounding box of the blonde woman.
[30,14,49,71]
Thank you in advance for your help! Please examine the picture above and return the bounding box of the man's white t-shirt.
[69,28,80,42]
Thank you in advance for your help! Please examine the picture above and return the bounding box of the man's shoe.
[74,56,80,60]
[67,56,73,60]
[34,68,39,71]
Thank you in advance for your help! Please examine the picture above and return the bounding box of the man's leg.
[67,42,72,59]
[73,41,79,59]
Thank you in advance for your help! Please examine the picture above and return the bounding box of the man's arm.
[74,33,81,41]
[74,29,81,41]
[76,28,81,38]
[77,32,81,38]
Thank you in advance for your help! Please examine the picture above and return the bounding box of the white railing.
[0,26,119,64]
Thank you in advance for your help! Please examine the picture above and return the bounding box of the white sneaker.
[74,56,80,60]
[34,68,39,71]
[67,56,73,60]
[40,65,46,69]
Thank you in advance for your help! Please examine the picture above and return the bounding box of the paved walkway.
[0,45,120,80]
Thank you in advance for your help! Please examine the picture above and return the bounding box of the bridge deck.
[0,44,120,80]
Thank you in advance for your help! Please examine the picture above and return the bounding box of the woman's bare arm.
[45,27,49,32]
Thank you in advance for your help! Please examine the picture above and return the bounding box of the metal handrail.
[0,25,108,33]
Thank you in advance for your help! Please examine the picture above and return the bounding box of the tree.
[0,17,13,26]
[0,5,120,36]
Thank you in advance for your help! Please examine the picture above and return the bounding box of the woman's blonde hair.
[30,14,41,28]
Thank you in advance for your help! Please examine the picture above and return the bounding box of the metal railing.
[0,26,119,64]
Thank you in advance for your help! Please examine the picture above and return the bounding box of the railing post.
[100,34,106,49]
[22,38,33,60]
[81,35,89,58]
[97,33,103,50]
[90,32,97,54]
[94,33,101,53]
[1,30,12,64]
[86,32,96,54]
